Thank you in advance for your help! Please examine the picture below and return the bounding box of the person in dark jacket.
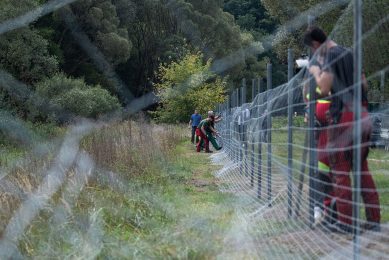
[189,109,202,144]
[305,26,380,232]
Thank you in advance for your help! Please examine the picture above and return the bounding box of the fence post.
[242,80,247,176]
[230,92,234,159]
[226,100,229,150]
[251,79,255,187]
[221,101,225,147]
[257,78,262,199]
[267,64,272,206]
[308,14,316,227]
[232,90,236,108]
[308,71,316,226]
[229,95,233,158]
[252,79,256,102]
[287,49,294,218]
[236,88,240,162]
[227,94,231,158]
[353,0,362,258]
[238,85,241,174]
[381,71,385,108]
[230,94,233,158]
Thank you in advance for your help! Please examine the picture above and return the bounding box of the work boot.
[314,207,324,226]
[329,198,337,224]
[362,221,381,232]
[325,221,352,234]
[205,150,213,153]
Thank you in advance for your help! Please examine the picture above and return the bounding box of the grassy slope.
[6,118,389,258]
[18,132,241,259]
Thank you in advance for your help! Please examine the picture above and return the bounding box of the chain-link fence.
[214,47,389,259]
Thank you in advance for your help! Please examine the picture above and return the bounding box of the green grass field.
[1,118,388,258]
[14,122,251,258]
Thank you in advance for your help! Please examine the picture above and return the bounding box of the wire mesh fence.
[213,57,389,259]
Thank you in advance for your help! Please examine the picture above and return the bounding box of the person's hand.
[309,65,320,77]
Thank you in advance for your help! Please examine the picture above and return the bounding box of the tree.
[330,1,389,76]
[223,0,286,86]
[261,0,389,87]
[180,0,263,84]
[1,0,301,123]
[0,1,59,118]
[0,1,59,84]
[224,0,277,34]
[0,28,59,84]
[0,0,39,22]
[154,52,226,123]
[118,0,186,97]
[260,0,346,61]
[60,0,269,98]
[70,0,132,66]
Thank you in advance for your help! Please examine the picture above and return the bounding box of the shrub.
[28,74,121,123]
[153,52,226,123]
[56,87,121,118]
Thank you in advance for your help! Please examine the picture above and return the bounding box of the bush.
[28,74,121,123]
[56,87,121,118]
[153,52,226,123]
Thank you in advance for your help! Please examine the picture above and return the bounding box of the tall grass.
[1,119,213,258]
[81,120,186,177]
[0,130,62,237]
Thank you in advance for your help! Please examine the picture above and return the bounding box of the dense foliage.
[154,53,226,122]
[28,74,121,123]
[260,0,389,75]
[0,0,268,124]
[223,0,287,87]
[0,0,388,125]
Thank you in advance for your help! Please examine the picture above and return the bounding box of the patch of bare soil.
[190,178,210,187]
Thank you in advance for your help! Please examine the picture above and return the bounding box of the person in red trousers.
[196,112,220,153]
[305,27,380,233]
[303,54,337,226]
[315,97,337,226]
[196,117,212,152]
